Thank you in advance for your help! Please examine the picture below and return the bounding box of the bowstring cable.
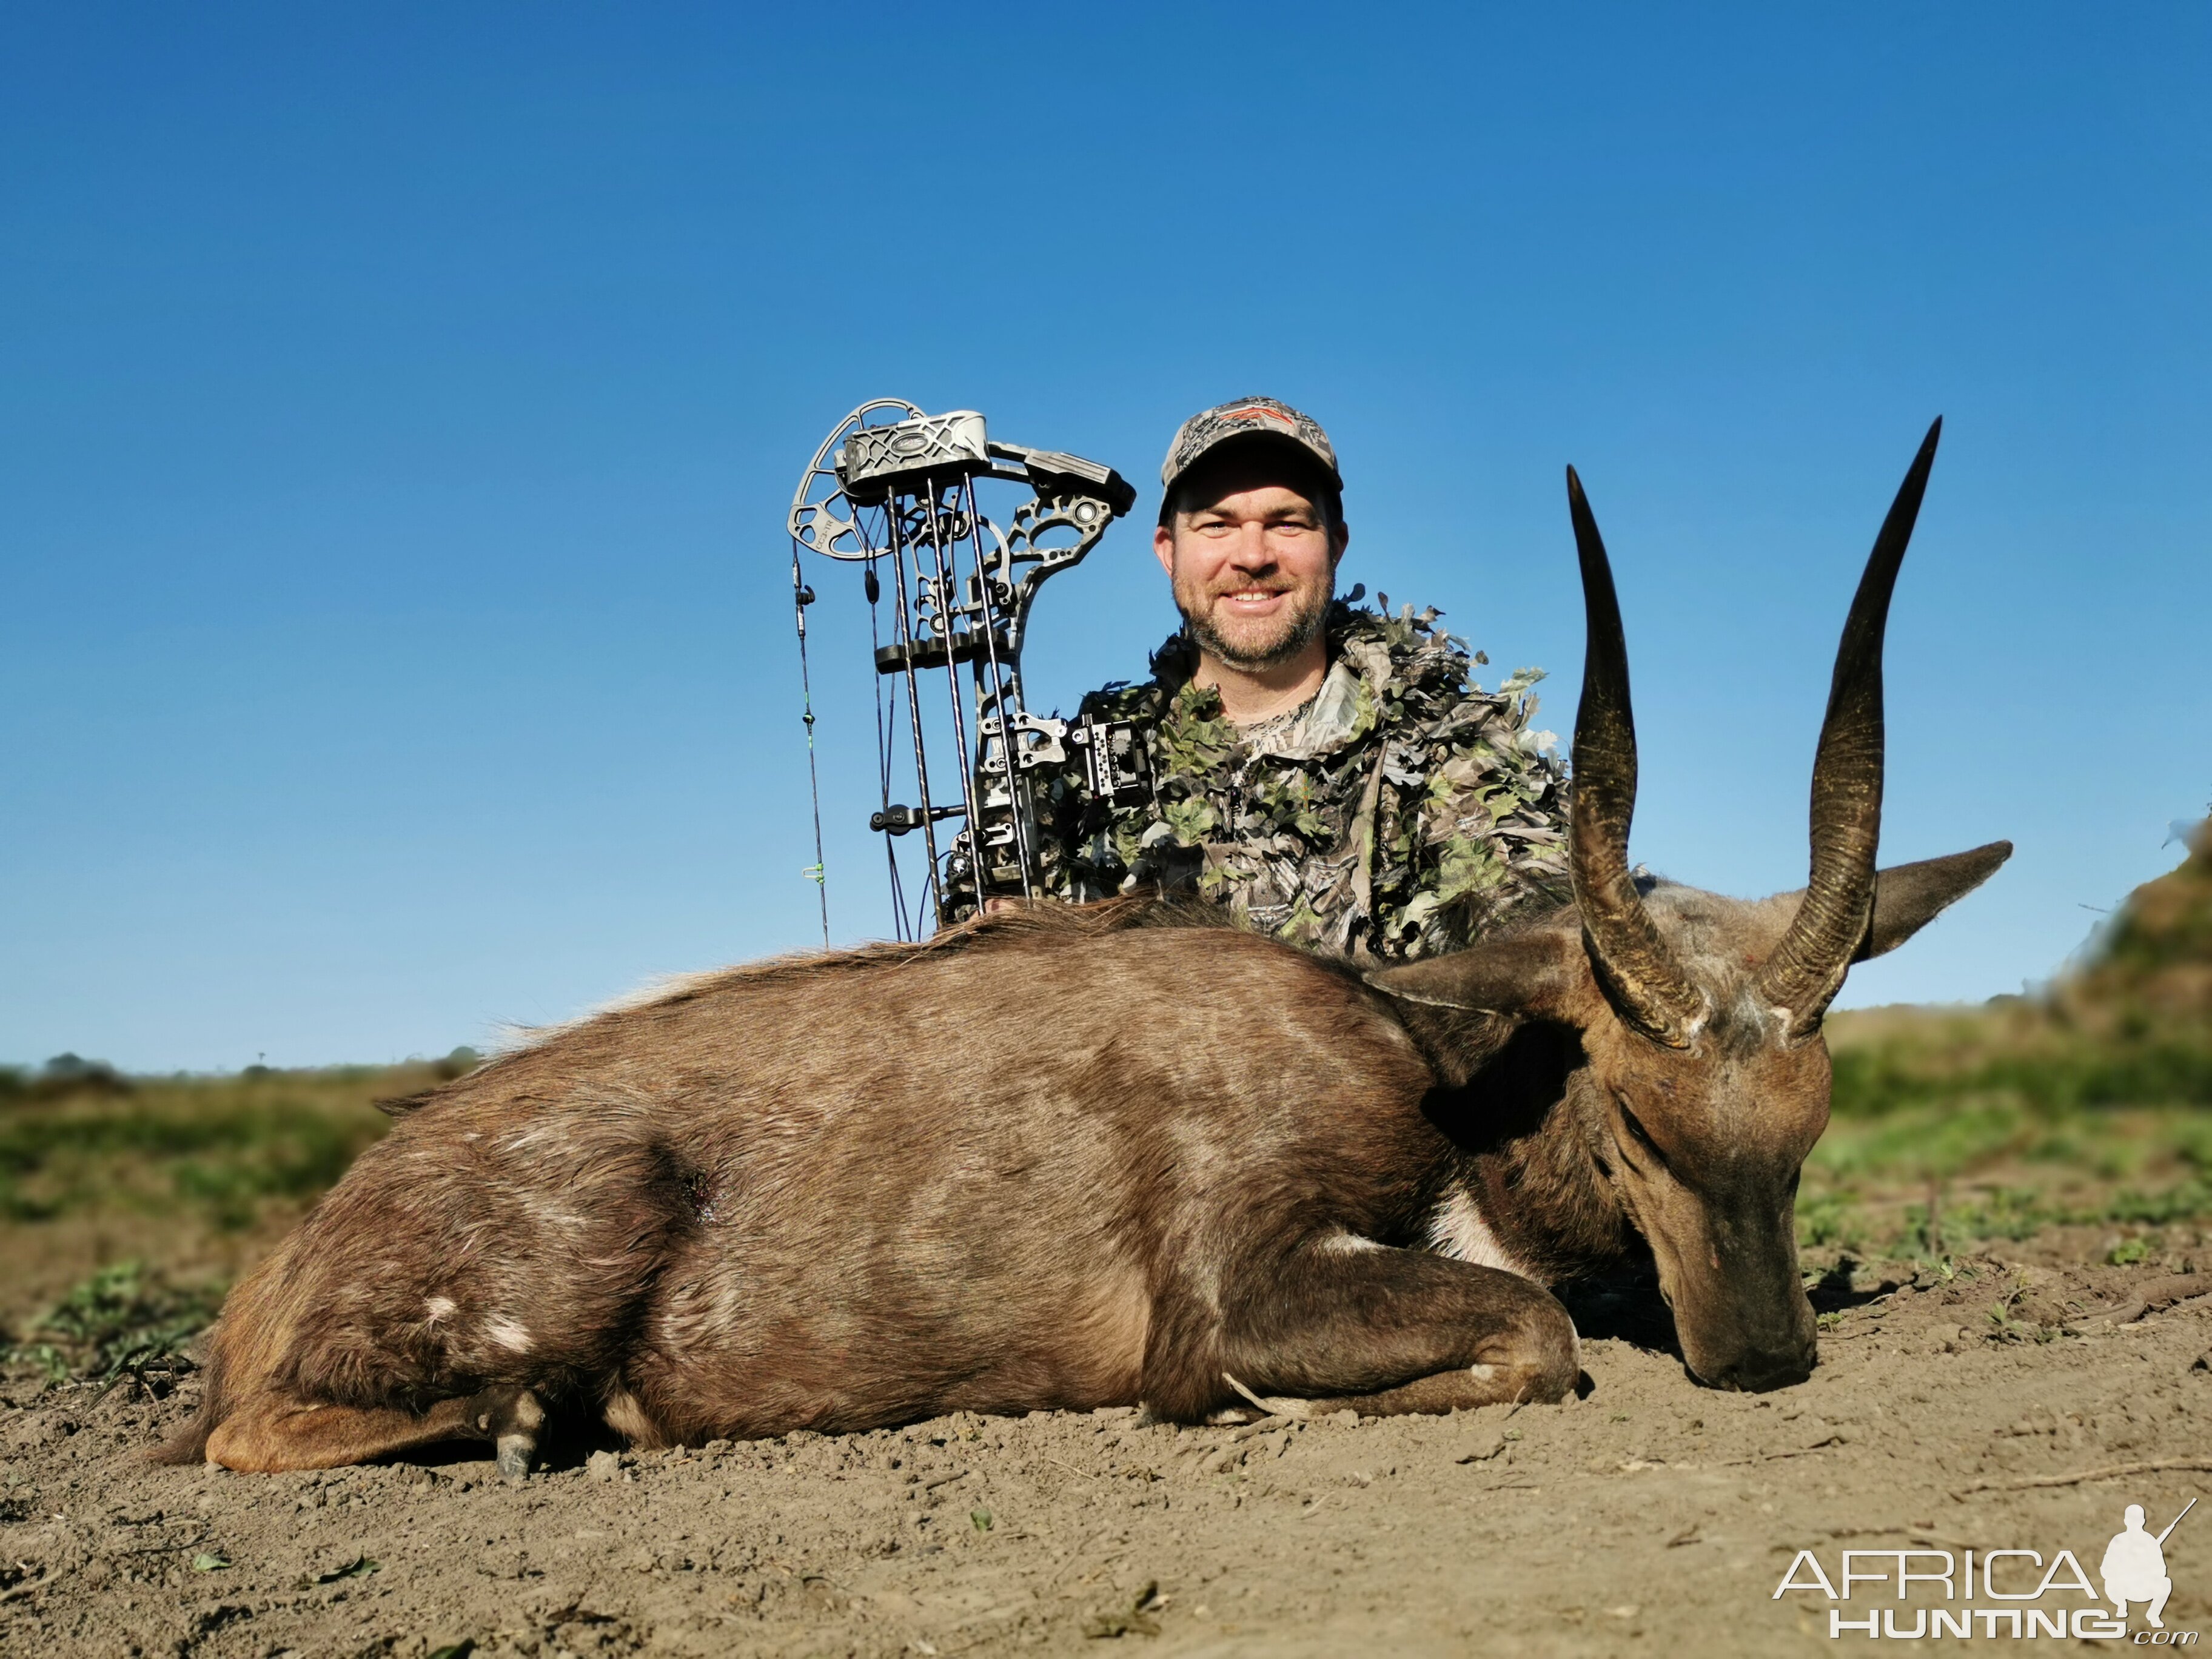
[886,500,945,929]
[791,541,831,948]
[865,544,910,941]
[920,480,985,913]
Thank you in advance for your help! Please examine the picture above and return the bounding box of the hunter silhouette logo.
[2105,1500,2193,1631]
[1774,1496,2200,1641]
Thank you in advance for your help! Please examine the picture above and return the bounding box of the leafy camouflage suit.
[1036,597,1572,961]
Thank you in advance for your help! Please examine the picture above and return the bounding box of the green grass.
[1828,1024,2212,1118]
[1803,1002,2212,1256]
[2,1259,225,1382]
[0,1055,474,1379]
[0,1057,466,1230]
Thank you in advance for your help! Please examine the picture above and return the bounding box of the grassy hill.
[1809,817,2212,1258]
[0,1055,468,1364]
[2063,815,2212,1027]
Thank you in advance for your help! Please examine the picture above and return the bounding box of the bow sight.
[787,401,1144,940]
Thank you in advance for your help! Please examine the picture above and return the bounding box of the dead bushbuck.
[164,419,2005,1477]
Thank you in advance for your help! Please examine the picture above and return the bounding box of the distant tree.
[432,1047,481,1081]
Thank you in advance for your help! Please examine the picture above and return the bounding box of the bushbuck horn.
[1755,417,1943,1037]
[1565,465,1705,1047]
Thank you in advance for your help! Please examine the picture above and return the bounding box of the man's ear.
[1855,841,2013,962]
[1152,521,1176,580]
[1365,929,1582,1016]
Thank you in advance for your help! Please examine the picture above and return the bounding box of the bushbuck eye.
[1618,1099,1668,1169]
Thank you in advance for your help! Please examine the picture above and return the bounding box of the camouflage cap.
[1159,396,1342,494]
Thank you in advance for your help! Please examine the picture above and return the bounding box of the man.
[1037,395,1569,961]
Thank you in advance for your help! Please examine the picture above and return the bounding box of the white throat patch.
[1427,1183,1536,1281]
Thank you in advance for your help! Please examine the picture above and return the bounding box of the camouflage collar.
[1243,645,1386,760]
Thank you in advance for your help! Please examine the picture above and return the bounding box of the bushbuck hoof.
[474,1387,545,1483]
[1516,1303,1584,1404]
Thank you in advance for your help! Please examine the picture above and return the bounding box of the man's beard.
[1176,572,1335,672]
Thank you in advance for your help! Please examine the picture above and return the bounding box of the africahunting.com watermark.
[1775,1498,2199,1641]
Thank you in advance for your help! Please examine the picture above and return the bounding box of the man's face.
[1152,454,1347,672]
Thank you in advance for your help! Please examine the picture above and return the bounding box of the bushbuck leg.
[206,1386,545,1481]
[1202,1243,1579,1419]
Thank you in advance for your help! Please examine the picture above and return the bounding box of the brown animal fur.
[162,850,1996,1476]
[163,899,1577,1471]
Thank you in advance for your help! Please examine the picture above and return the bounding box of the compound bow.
[787,402,1145,940]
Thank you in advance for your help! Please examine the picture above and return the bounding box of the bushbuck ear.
[1364,930,1583,1014]
[1855,841,2013,961]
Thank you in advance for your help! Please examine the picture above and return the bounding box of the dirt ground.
[7,1235,2211,1659]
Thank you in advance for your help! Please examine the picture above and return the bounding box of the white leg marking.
[423,1296,456,1323]
[483,1317,534,1354]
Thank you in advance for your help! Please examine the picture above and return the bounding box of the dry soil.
[7,1238,2212,1658]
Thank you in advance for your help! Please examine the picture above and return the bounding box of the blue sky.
[2,5,2206,1071]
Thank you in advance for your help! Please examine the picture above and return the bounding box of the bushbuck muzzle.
[1649,1171,1820,1390]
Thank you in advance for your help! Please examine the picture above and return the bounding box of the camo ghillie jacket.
[1036,600,1572,961]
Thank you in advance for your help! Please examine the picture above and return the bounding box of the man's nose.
[1224,525,1276,568]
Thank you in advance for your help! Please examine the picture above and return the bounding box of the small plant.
[298,1555,380,1588]
[1909,1256,1965,1289]
[2107,1236,2154,1266]
[1081,1581,1164,1640]
[2,1261,223,1382]
[1795,1190,1865,1250]
[1983,1276,2048,1345]
[1949,1187,2051,1243]
[2095,1184,2212,1226]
